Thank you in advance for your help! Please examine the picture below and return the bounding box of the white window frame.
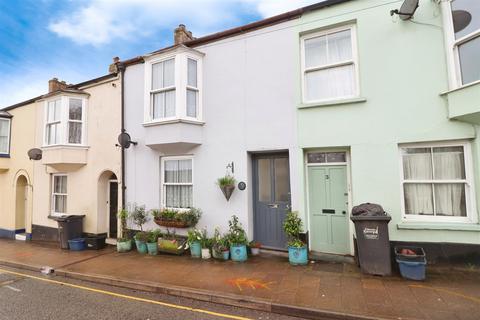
[160,156,194,210]
[0,118,11,155]
[144,48,203,124]
[149,56,177,122]
[399,140,477,223]
[441,0,480,88]
[300,24,360,104]
[43,95,87,147]
[51,174,67,216]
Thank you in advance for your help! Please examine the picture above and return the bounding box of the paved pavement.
[0,239,479,320]
[0,266,303,320]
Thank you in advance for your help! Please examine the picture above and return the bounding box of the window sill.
[298,97,367,109]
[440,79,480,96]
[143,118,205,127]
[42,144,90,150]
[397,222,480,232]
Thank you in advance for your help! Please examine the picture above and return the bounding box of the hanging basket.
[153,218,192,228]
[220,184,235,201]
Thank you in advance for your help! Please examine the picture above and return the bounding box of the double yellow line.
[0,268,251,320]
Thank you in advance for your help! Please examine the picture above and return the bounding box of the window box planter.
[154,218,193,228]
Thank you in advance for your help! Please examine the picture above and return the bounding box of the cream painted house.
[0,106,35,239]
[0,72,122,242]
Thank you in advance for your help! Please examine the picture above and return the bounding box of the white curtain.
[68,122,82,144]
[164,159,193,208]
[0,119,9,153]
[306,65,355,101]
[152,90,175,119]
[187,58,197,87]
[187,89,197,118]
[403,147,466,217]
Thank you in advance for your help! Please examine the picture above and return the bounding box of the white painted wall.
[124,20,300,237]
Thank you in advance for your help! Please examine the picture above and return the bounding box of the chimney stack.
[174,24,194,45]
[48,78,67,93]
[109,56,120,74]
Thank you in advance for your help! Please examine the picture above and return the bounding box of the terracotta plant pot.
[220,184,235,201]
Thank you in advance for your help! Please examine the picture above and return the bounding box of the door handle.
[268,204,279,209]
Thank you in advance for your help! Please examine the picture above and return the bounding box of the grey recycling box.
[51,215,85,249]
[351,214,392,276]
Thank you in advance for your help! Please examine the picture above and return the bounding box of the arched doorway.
[98,171,119,239]
[15,175,28,232]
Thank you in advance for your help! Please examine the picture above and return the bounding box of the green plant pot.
[117,240,132,253]
[189,241,201,258]
[146,242,158,255]
[222,250,230,260]
[135,240,148,254]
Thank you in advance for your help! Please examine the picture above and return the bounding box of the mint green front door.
[308,165,349,254]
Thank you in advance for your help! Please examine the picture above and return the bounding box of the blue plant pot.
[146,242,158,255]
[135,240,148,254]
[288,246,308,265]
[230,244,247,262]
[117,239,132,253]
[189,241,201,258]
[222,250,230,260]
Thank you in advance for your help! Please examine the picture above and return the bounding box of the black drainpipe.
[118,63,126,209]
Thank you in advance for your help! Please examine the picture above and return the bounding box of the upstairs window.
[0,118,11,155]
[151,58,176,120]
[44,96,86,146]
[448,0,480,85]
[302,25,358,103]
[145,49,203,123]
[400,142,475,222]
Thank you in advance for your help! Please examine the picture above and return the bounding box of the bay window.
[162,157,193,209]
[145,48,203,123]
[444,0,480,86]
[301,25,359,103]
[44,96,86,146]
[0,118,11,155]
[52,174,67,215]
[400,142,475,222]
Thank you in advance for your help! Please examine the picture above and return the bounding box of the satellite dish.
[117,132,137,149]
[452,10,472,33]
[390,0,419,21]
[28,148,42,161]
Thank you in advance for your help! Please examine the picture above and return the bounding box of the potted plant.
[226,215,248,262]
[249,241,261,256]
[187,229,202,258]
[200,228,212,259]
[146,230,161,255]
[211,227,225,260]
[152,208,202,228]
[158,229,188,255]
[131,204,149,231]
[217,175,236,201]
[283,211,308,265]
[117,209,132,253]
[134,231,149,254]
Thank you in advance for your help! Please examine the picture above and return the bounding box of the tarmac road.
[0,266,306,320]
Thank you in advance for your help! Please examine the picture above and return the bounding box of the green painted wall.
[296,0,480,245]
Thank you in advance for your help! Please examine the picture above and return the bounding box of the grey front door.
[253,154,290,250]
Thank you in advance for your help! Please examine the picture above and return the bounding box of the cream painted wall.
[0,103,35,234]
[32,77,122,235]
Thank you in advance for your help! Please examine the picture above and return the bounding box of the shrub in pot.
[249,241,261,256]
[226,215,248,262]
[146,230,161,255]
[283,211,308,265]
[217,175,236,201]
[134,231,149,254]
[117,209,132,253]
[187,229,202,258]
[200,228,212,259]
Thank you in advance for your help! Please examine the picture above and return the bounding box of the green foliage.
[187,229,202,244]
[134,231,149,242]
[226,215,248,246]
[131,204,149,231]
[154,208,202,227]
[147,230,162,243]
[249,241,261,248]
[117,209,130,239]
[217,175,236,187]
[283,211,305,248]
[199,228,212,249]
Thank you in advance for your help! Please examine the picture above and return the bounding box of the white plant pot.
[201,248,211,259]
[251,248,260,256]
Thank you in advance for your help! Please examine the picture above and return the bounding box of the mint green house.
[295,0,480,260]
